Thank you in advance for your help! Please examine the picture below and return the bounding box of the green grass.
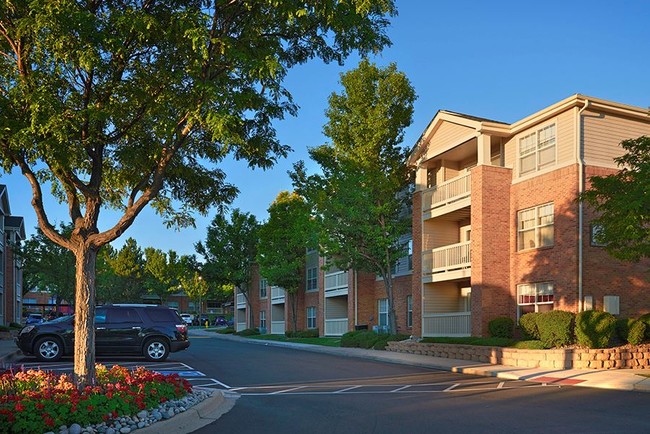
[247,334,341,347]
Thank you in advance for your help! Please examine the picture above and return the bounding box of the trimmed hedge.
[575,310,616,349]
[640,313,650,340]
[488,317,514,339]
[236,327,260,336]
[285,329,319,338]
[536,310,575,348]
[341,330,409,350]
[627,320,646,345]
[518,312,541,340]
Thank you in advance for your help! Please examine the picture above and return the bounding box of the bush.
[488,317,514,339]
[341,331,409,350]
[510,340,545,350]
[640,313,650,340]
[0,325,9,332]
[216,326,235,334]
[575,310,616,348]
[9,322,22,329]
[518,312,541,340]
[236,328,260,336]
[536,310,575,348]
[627,320,646,345]
[615,318,631,342]
[285,329,319,338]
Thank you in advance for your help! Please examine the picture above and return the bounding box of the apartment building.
[0,185,25,326]
[409,94,650,337]
[235,247,413,336]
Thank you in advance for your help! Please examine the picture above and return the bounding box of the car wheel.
[143,338,170,362]
[34,336,63,362]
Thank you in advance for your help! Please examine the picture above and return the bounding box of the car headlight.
[20,326,35,335]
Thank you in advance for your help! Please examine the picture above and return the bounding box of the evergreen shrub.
[575,310,616,348]
[488,317,514,339]
[536,310,575,348]
[518,312,541,340]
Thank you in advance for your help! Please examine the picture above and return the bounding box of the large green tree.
[257,191,316,332]
[196,208,259,325]
[581,136,650,263]
[0,1,394,386]
[105,238,145,302]
[292,59,415,334]
[21,223,75,307]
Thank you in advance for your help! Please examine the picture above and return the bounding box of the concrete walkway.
[1,329,649,433]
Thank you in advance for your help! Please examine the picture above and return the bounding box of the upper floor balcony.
[325,270,349,298]
[422,241,471,283]
[422,172,471,220]
[236,292,246,309]
[271,286,285,304]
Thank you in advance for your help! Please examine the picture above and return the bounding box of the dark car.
[15,305,190,362]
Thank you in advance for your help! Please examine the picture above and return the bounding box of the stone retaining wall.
[386,341,650,369]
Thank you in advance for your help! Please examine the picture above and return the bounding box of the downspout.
[577,99,590,312]
[354,270,358,327]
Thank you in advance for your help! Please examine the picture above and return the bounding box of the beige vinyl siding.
[583,111,650,168]
[325,297,347,318]
[423,282,460,313]
[556,110,576,164]
[423,219,460,251]
[424,121,475,160]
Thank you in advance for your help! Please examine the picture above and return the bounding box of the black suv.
[15,305,190,362]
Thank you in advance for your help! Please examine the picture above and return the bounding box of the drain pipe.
[577,99,590,312]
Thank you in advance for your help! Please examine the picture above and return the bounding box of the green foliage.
[340,331,408,350]
[640,313,650,339]
[627,320,646,345]
[9,322,22,329]
[488,317,514,339]
[510,340,546,350]
[291,59,416,335]
[0,325,9,332]
[575,310,616,349]
[536,310,575,349]
[580,136,650,263]
[196,209,259,304]
[216,326,235,335]
[236,328,261,337]
[420,337,515,347]
[285,329,320,338]
[518,312,541,340]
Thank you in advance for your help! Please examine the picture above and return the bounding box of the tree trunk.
[73,245,98,388]
[384,272,398,335]
[290,292,298,332]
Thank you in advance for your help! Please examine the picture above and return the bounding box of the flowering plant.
[0,364,191,433]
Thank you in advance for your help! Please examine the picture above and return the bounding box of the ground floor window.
[406,295,413,328]
[307,306,316,329]
[260,310,266,329]
[378,299,388,328]
[517,282,554,320]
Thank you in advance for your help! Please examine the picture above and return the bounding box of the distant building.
[0,185,25,325]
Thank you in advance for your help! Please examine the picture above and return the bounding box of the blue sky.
[2,0,649,257]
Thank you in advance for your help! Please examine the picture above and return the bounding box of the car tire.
[143,338,170,362]
[34,336,63,362]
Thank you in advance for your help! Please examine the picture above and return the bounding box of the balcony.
[422,312,471,337]
[271,286,285,304]
[422,241,471,283]
[324,318,348,336]
[236,322,247,332]
[422,173,471,219]
[271,320,285,335]
[236,293,246,309]
[324,270,349,298]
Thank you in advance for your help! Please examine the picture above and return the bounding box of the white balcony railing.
[324,318,349,336]
[271,286,285,303]
[422,241,471,275]
[325,271,348,297]
[422,312,471,337]
[236,293,246,308]
[422,173,471,212]
[271,320,285,335]
[236,322,247,332]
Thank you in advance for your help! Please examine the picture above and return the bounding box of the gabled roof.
[0,185,9,216]
[5,216,25,239]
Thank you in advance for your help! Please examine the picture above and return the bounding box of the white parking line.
[391,385,411,393]
[443,383,460,392]
[335,386,362,393]
[270,386,307,395]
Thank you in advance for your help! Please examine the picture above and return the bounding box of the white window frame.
[378,298,388,328]
[259,278,268,299]
[517,203,554,251]
[517,282,554,320]
[306,267,318,292]
[406,295,413,328]
[260,310,266,329]
[519,123,556,175]
[306,306,316,329]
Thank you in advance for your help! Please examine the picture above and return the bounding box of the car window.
[107,308,143,323]
[95,308,107,324]
[143,308,180,323]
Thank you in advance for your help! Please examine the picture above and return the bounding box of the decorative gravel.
[43,388,212,434]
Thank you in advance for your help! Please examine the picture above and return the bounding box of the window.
[307,306,316,329]
[517,282,554,319]
[260,310,266,329]
[306,267,318,291]
[519,123,556,175]
[406,295,413,328]
[378,299,388,328]
[518,203,554,250]
[259,278,268,299]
